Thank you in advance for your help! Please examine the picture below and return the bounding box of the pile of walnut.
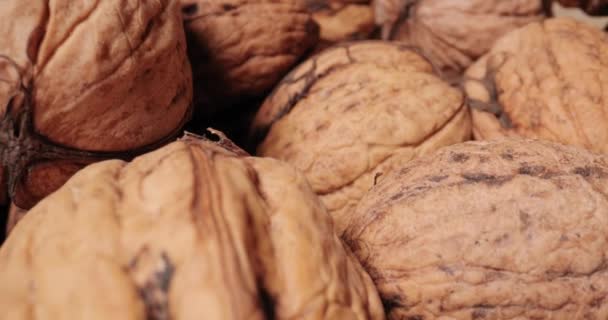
[0,0,607,319]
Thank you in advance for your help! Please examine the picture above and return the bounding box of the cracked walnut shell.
[0,0,192,208]
[374,0,544,82]
[0,133,385,320]
[464,18,608,153]
[251,41,471,234]
[344,138,608,319]
[181,0,319,111]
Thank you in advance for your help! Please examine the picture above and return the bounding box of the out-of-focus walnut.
[552,0,608,29]
[0,0,192,209]
[306,0,376,51]
[464,18,608,153]
[556,0,608,15]
[374,0,544,82]
[344,138,608,319]
[180,0,319,114]
[0,132,385,320]
[251,41,471,234]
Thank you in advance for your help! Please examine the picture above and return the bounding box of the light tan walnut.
[251,41,471,234]
[345,138,608,319]
[464,18,608,153]
[0,132,385,320]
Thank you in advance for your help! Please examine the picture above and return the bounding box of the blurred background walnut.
[556,0,608,15]
[0,0,192,209]
[251,41,471,234]
[464,18,608,153]
[306,0,376,52]
[374,0,544,83]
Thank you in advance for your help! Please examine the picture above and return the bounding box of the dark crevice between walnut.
[463,57,514,129]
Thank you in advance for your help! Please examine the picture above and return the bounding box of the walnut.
[0,132,385,320]
[374,0,544,82]
[463,18,608,153]
[0,0,192,208]
[251,41,471,234]
[181,0,319,113]
[344,138,608,319]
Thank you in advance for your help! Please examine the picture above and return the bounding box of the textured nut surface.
[344,138,608,319]
[252,41,471,234]
[0,0,192,151]
[181,0,319,110]
[374,0,543,82]
[464,18,608,153]
[0,135,384,320]
[306,0,375,49]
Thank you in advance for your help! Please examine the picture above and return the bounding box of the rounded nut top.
[252,41,471,234]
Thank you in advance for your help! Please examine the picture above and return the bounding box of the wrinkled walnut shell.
[374,0,544,82]
[345,138,608,319]
[464,18,608,153]
[252,41,471,234]
[0,0,192,208]
[181,0,319,113]
[0,133,384,319]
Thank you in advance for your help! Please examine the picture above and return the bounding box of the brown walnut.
[251,41,471,234]
[463,18,608,153]
[344,138,608,319]
[374,0,544,82]
[0,132,385,320]
[0,0,193,209]
[180,0,319,114]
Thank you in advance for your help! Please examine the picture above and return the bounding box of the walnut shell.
[557,0,608,15]
[344,138,608,319]
[0,0,192,208]
[251,41,471,234]
[463,18,608,153]
[374,0,544,82]
[181,0,319,112]
[0,133,385,319]
[306,0,376,51]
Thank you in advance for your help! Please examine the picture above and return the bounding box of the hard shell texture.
[374,0,544,82]
[181,0,319,112]
[464,18,608,153]
[252,41,471,234]
[344,138,608,319]
[0,134,385,320]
